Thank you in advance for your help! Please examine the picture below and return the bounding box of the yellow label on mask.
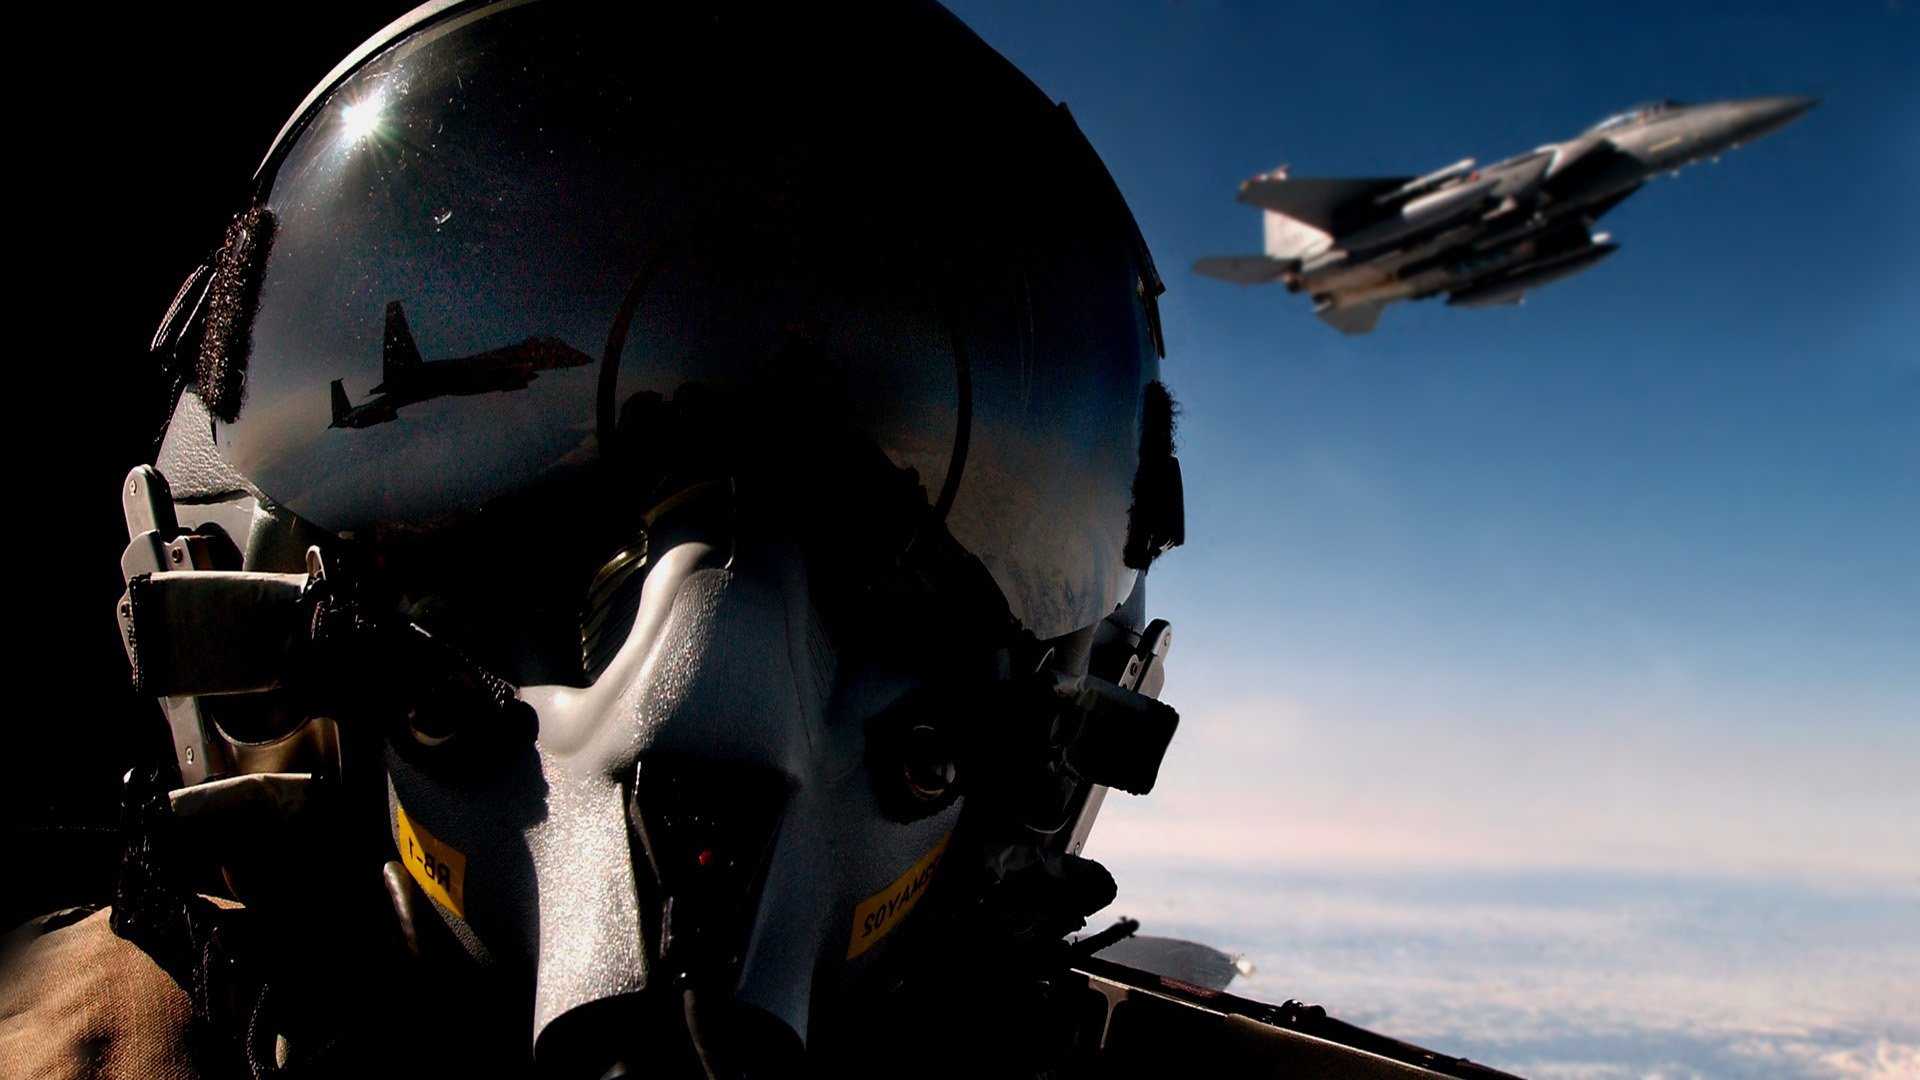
[847,832,950,959]
[397,805,467,919]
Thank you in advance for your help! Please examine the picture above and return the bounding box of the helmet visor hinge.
[117,544,536,761]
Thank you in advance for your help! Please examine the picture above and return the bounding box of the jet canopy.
[1586,99,1687,134]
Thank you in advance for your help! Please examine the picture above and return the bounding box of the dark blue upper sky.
[944,0,1918,887]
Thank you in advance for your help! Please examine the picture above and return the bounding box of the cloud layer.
[1090,863,1920,1080]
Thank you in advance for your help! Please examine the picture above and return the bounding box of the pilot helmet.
[119,1,1183,1073]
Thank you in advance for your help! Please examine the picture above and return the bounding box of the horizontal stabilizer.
[1192,255,1291,285]
[1316,301,1387,335]
[1237,176,1411,232]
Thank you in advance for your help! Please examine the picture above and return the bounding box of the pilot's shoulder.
[0,906,204,1080]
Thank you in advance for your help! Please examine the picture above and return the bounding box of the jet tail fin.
[330,379,351,427]
[382,301,422,387]
[1193,255,1291,285]
[1263,210,1334,262]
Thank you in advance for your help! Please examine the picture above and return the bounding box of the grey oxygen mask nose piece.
[383,499,964,1072]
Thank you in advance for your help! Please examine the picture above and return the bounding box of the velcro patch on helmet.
[196,204,276,423]
[1124,381,1185,568]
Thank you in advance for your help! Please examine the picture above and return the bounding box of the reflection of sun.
[338,87,387,143]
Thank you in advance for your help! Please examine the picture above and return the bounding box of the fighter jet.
[329,301,594,428]
[1195,96,1818,334]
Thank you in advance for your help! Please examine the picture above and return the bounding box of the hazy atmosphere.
[941,2,1918,1077]
[18,4,1910,1078]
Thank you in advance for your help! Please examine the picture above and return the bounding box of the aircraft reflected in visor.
[329,301,594,428]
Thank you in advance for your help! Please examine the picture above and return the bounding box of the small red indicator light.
[697,849,716,868]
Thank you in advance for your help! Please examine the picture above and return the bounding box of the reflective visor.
[196,1,1159,638]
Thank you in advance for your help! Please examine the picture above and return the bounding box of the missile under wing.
[1194,96,1818,334]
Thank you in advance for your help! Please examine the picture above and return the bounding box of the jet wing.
[1073,954,1528,1078]
[1093,934,1246,991]
[1237,177,1413,233]
[1192,255,1292,285]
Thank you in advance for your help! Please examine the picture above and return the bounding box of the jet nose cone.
[1726,95,1820,141]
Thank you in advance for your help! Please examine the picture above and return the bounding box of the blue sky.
[935,0,1918,892]
[931,4,1917,1073]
